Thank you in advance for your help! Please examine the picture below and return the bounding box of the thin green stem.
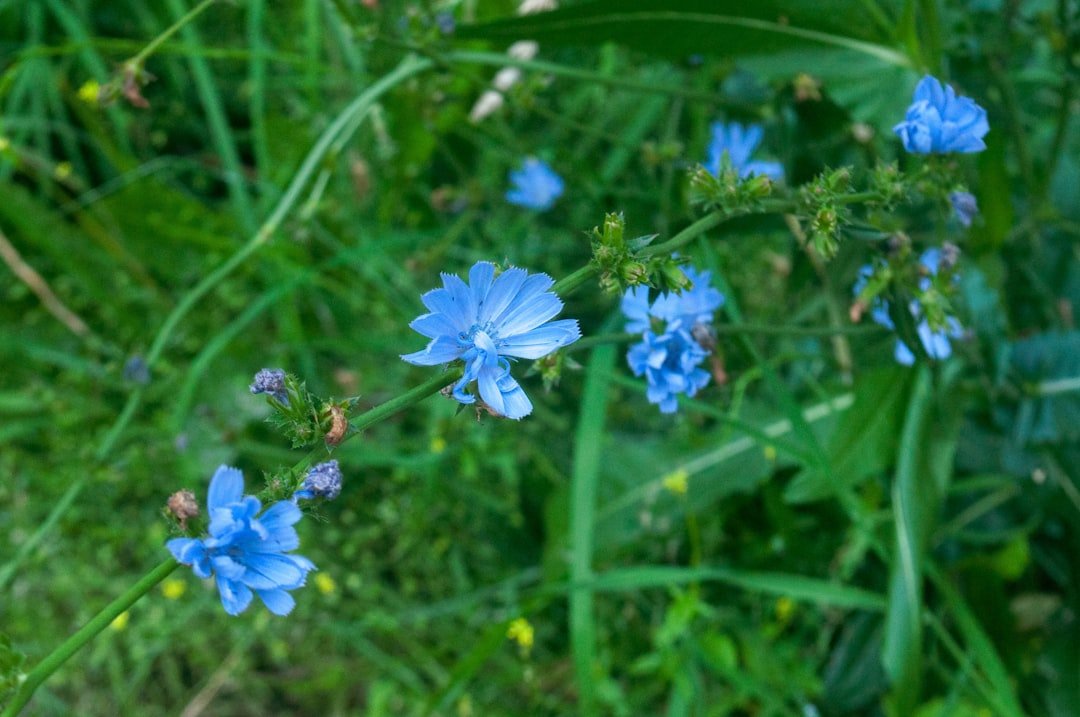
[552,265,599,296]
[129,0,219,67]
[1,559,179,717]
[351,368,464,433]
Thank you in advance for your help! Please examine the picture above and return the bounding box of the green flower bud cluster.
[590,212,684,295]
[687,162,774,215]
[260,372,357,449]
[798,167,853,260]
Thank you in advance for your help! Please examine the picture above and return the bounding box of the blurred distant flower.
[506,158,564,211]
[250,368,288,404]
[123,355,150,384]
[295,460,343,501]
[893,75,988,154]
[949,190,978,227]
[855,250,964,365]
[77,79,101,105]
[401,261,580,419]
[506,617,535,653]
[705,122,784,180]
[622,267,724,413]
[167,465,316,616]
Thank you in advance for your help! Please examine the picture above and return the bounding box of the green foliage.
[1,0,1079,715]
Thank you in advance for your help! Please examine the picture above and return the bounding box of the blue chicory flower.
[506,158,564,211]
[949,191,978,227]
[855,249,964,365]
[401,261,581,420]
[893,75,989,154]
[167,465,316,616]
[622,266,724,413]
[705,122,784,180]
[294,460,342,501]
[250,368,288,404]
[123,356,150,384]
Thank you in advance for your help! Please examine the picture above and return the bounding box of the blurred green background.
[2,1,1079,715]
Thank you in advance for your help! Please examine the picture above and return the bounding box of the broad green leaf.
[786,367,911,503]
[456,0,910,68]
[1009,330,1080,445]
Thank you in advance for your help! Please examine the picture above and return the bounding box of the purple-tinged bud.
[250,368,288,404]
[295,460,343,501]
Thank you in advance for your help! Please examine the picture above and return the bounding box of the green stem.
[2,559,179,717]
[351,368,464,433]
[128,0,219,68]
[552,264,599,296]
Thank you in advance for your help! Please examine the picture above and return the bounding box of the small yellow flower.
[506,617,534,653]
[661,468,689,496]
[77,79,101,105]
[53,162,72,181]
[110,610,130,631]
[161,577,186,600]
[314,572,337,595]
[775,596,795,624]
[763,445,777,462]
[430,436,447,454]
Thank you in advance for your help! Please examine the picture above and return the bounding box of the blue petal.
[469,261,496,309]
[258,500,302,532]
[241,552,308,590]
[256,588,296,616]
[216,576,253,615]
[420,288,471,332]
[894,340,916,366]
[167,537,202,564]
[211,554,247,581]
[489,273,554,327]
[476,365,506,416]
[496,292,563,338]
[442,273,478,326]
[401,335,467,366]
[207,465,244,512]
[479,267,529,325]
[498,320,581,359]
[410,312,460,340]
[496,371,533,420]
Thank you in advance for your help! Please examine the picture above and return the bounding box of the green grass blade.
[569,342,617,716]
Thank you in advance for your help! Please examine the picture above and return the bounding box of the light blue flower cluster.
[506,158,564,211]
[402,261,581,420]
[856,249,963,366]
[949,191,978,227]
[705,122,784,180]
[622,267,724,413]
[893,75,989,154]
[167,466,316,616]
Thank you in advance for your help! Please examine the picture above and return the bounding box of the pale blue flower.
[893,317,963,366]
[294,460,342,501]
[167,466,316,616]
[949,191,978,227]
[622,266,724,413]
[506,158,564,211]
[401,261,580,420]
[705,122,784,180]
[893,76,989,154]
[627,329,711,413]
[855,250,963,365]
[250,368,288,404]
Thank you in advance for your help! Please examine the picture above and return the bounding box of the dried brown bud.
[167,490,199,530]
[325,404,348,447]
